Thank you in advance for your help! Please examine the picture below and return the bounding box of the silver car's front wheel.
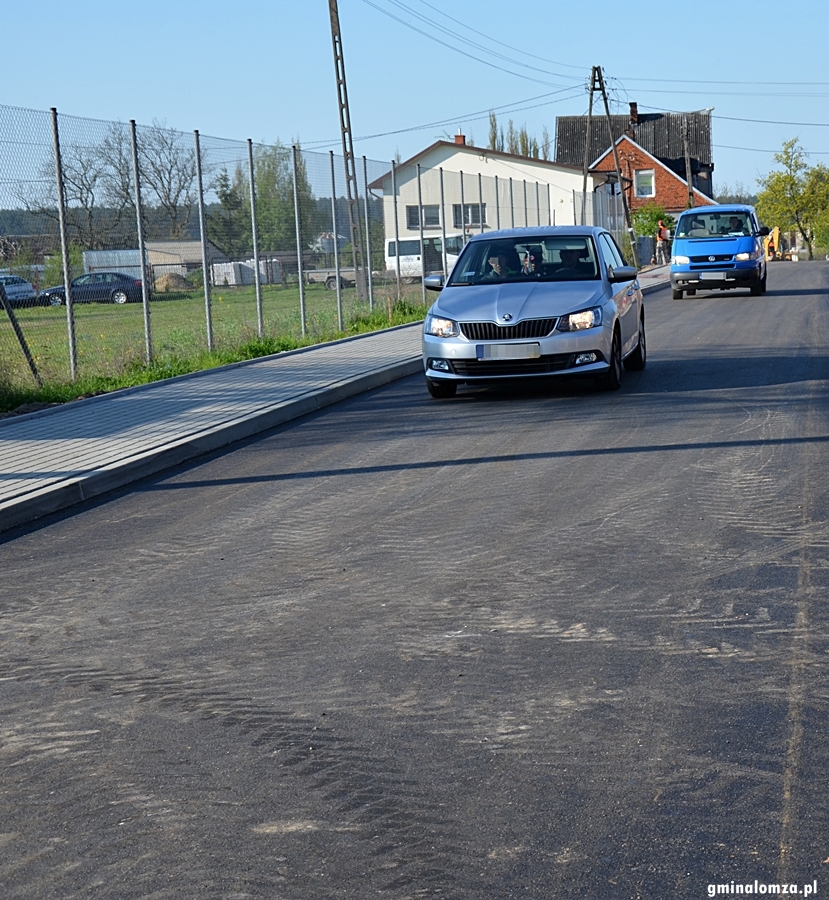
[426,379,457,399]
[597,328,622,391]
[623,315,646,371]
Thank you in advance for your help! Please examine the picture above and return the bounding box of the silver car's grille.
[451,353,574,377]
[459,318,557,341]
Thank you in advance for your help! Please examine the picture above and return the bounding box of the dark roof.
[555,110,713,174]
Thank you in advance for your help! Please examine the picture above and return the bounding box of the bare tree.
[137,120,198,239]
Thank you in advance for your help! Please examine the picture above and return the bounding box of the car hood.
[434,280,609,322]
[40,285,64,293]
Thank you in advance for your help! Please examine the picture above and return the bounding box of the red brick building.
[590,135,715,215]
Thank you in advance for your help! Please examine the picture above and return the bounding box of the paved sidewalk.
[0,324,423,535]
[0,268,670,536]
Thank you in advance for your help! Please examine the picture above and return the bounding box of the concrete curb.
[0,356,422,535]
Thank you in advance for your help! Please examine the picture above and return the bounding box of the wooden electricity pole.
[580,69,597,226]
[328,0,367,300]
[682,116,695,209]
[594,67,639,268]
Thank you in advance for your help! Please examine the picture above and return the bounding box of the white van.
[385,234,464,280]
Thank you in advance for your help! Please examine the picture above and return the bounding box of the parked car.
[0,274,38,307]
[421,226,645,399]
[670,204,769,299]
[39,272,144,306]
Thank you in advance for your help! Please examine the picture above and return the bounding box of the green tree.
[756,138,829,260]
[488,113,542,159]
[43,243,83,286]
[631,203,675,239]
[254,141,314,252]
[207,165,251,257]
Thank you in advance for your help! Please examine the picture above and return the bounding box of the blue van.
[669,204,769,299]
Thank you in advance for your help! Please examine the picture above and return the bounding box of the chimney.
[454,130,466,145]
[629,102,639,125]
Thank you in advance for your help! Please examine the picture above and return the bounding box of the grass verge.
[0,298,428,416]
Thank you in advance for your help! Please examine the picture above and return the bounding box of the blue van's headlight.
[736,251,760,261]
[671,255,690,265]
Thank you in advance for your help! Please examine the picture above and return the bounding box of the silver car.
[422,226,646,399]
[0,274,37,307]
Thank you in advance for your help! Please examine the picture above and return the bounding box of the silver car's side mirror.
[607,265,638,283]
[424,274,444,292]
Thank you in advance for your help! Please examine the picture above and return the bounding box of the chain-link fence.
[1,104,621,393]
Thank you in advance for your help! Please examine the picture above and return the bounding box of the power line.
[359,0,581,87]
[304,85,584,150]
[640,104,829,128]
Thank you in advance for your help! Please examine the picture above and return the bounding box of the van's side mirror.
[424,274,444,292]
[758,226,770,237]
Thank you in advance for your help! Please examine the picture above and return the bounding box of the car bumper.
[670,264,762,290]
[422,326,612,381]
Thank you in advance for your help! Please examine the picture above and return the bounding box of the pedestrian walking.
[655,220,670,266]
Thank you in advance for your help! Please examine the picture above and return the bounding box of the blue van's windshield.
[676,211,754,238]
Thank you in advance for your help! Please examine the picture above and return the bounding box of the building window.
[406,204,440,229]
[634,170,655,198]
[452,203,487,228]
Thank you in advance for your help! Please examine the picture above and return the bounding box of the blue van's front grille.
[690,254,733,263]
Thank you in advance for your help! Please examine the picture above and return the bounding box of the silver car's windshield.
[449,236,600,286]
[676,211,754,238]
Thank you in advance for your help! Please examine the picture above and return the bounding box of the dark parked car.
[39,272,144,306]
[0,274,38,307]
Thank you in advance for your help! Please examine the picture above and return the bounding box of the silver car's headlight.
[425,313,459,337]
[671,255,690,265]
[557,307,602,332]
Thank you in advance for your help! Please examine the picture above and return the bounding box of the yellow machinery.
[763,226,780,261]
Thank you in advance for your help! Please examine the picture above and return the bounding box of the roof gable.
[591,135,715,204]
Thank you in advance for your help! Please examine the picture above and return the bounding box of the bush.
[632,203,676,238]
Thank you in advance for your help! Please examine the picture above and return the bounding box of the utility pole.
[682,116,695,209]
[581,68,598,226]
[328,0,367,300]
[595,67,639,268]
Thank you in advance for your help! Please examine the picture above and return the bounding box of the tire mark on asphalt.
[0,657,471,897]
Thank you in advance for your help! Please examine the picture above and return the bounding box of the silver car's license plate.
[700,272,723,280]
[476,343,541,360]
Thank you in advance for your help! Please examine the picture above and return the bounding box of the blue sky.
[6,0,829,194]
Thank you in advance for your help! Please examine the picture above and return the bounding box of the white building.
[370,135,605,247]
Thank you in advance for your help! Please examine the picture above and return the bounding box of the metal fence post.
[535,182,541,227]
[330,151,343,331]
[194,130,213,351]
[523,181,528,227]
[478,173,484,234]
[459,171,466,244]
[247,139,264,338]
[548,184,552,226]
[362,155,374,310]
[509,178,515,229]
[50,108,77,380]
[495,175,500,231]
[130,120,152,364]
[391,161,401,303]
[439,167,447,277]
[292,145,307,336]
[417,163,426,306]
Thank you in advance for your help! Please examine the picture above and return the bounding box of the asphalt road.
[2,262,829,899]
